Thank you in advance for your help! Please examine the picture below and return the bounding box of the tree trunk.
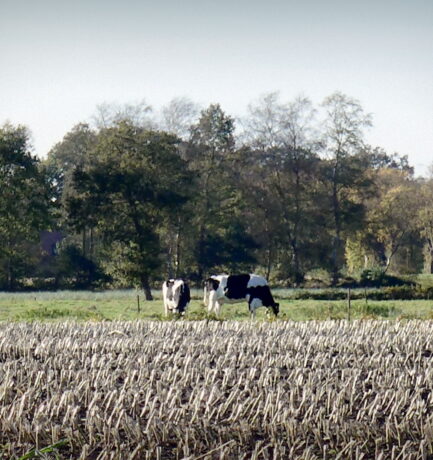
[265,245,272,281]
[292,155,303,286]
[89,227,94,260]
[291,241,304,286]
[141,275,153,300]
[197,229,206,281]
[174,228,181,278]
[423,241,433,274]
[82,227,86,258]
[331,173,341,287]
[166,237,174,279]
[6,256,13,291]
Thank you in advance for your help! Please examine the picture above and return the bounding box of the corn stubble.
[1,320,433,459]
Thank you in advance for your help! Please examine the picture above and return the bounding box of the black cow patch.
[177,283,191,313]
[248,285,278,308]
[224,274,250,299]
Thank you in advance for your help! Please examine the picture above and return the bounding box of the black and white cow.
[204,274,279,318]
[162,279,191,316]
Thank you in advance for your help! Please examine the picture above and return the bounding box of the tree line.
[1,92,431,298]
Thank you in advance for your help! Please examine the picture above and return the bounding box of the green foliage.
[345,235,366,274]
[292,290,348,300]
[187,104,241,277]
[66,123,193,296]
[289,285,433,301]
[0,123,52,289]
[359,267,407,287]
[196,221,258,275]
[56,244,107,289]
[1,95,432,291]
[17,439,69,459]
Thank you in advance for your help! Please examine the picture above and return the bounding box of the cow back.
[224,274,250,299]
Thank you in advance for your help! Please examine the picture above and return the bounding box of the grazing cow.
[162,279,191,316]
[204,274,279,318]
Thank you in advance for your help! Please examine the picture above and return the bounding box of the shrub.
[359,268,407,287]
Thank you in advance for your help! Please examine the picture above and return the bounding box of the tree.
[187,104,243,278]
[242,92,285,149]
[321,92,373,284]
[92,100,154,129]
[46,123,97,199]
[45,123,98,258]
[66,122,193,299]
[418,180,433,273]
[241,94,320,284]
[0,123,51,289]
[160,97,200,140]
[43,123,103,286]
[368,169,418,272]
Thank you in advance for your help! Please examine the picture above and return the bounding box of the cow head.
[271,302,279,316]
[166,280,175,301]
[205,277,220,292]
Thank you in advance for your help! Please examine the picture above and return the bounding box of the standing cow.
[204,274,279,318]
[162,279,191,316]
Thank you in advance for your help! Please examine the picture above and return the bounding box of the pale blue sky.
[0,0,432,174]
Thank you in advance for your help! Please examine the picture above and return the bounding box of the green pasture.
[1,288,433,322]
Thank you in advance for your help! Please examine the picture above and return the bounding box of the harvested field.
[1,320,433,459]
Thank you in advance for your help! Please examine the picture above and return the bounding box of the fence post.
[347,288,351,321]
[137,294,140,313]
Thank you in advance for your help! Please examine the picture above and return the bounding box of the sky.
[0,0,432,175]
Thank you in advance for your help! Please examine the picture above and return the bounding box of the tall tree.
[321,92,373,284]
[417,179,433,273]
[243,92,285,149]
[92,100,154,129]
[187,104,246,278]
[43,123,103,287]
[241,94,320,283]
[369,169,418,272]
[0,123,51,289]
[67,122,193,299]
[46,123,97,198]
[160,97,200,140]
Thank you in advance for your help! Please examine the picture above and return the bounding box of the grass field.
[0,288,433,321]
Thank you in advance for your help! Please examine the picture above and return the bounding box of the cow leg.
[248,301,255,320]
[207,290,217,313]
[249,298,262,320]
[214,300,223,316]
[203,285,208,306]
[164,302,170,317]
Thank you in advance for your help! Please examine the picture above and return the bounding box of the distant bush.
[359,268,408,287]
[367,286,414,300]
[289,285,433,301]
[365,285,432,301]
[292,290,348,301]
